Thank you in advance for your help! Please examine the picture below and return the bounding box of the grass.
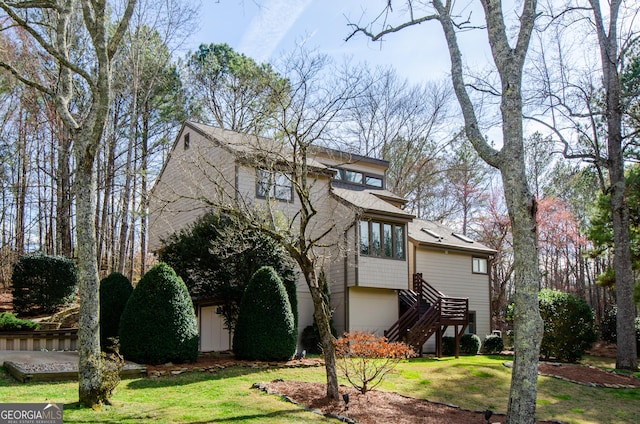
[0,355,638,423]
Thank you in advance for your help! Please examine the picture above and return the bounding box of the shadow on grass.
[124,364,284,389]
[61,400,316,423]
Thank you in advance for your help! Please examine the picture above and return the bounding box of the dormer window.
[256,169,293,201]
[365,176,383,188]
[334,167,384,189]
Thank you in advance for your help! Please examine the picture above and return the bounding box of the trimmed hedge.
[483,334,504,354]
[233,266,297,361]
[460,334,481,355]
[441,334,481,355]
[12,253,77,315]
[442,336,456,356]
[0,312,39,331]
[539,289,598,362]
[119,263,199,364]
[99,272,133,349]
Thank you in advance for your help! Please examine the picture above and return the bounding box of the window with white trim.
[256,169,293,201]
[360,220,405,260]
[472,257,487,274]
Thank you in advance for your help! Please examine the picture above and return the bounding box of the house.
[148,121,495,354]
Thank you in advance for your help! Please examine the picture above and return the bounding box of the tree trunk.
[589,0,638,370]
[502,166,543,423]
[305,269,340,400]
[56,130,73,257]
[75,135,102,406]
[433,1,544,422]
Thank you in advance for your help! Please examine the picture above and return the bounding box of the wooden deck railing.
[385,273,469,353]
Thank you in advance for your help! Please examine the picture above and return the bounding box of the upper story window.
[360,220,405,260]
[256,169,293,202]
[183,133,190,150]
[334,168,384,189]
[472,257,487,274]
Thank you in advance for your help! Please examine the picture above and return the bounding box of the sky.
[184,0,493,86]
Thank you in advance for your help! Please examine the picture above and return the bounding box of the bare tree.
[0,0,136,406]
[347,1,543,422]
[344,68,457,219]
[529,0,639,369]
[150,49,364,400]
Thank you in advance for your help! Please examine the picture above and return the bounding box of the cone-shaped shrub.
[119,263,198,364]
[99,272,133,349]
[233,266,297,361]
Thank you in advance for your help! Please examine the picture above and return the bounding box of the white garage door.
[199,305,231,352]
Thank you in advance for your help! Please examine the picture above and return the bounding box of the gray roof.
[408,219,496,255]
[331,187,414,219]
[188,121,329,171]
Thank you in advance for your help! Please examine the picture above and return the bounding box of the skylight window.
[421,228,443,240]
[452,233,475,243]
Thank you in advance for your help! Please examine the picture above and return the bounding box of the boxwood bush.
[99,272,133,349]
[233,266,297,361]
[460,333,482,355]
[12,253,77,315]
[0,312,39,331]
[441,334,481,355]
[442,336,456,356]
[119,263,199,364]
[483,334,504,354]
[539,289,598,362]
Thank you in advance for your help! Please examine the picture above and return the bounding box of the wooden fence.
[0,329,78,351]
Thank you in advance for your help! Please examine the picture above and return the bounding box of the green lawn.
[0,356,638,423]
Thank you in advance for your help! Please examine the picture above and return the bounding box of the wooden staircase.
[385,273,469,357]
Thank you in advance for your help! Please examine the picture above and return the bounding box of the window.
[360,220,405,259]
[472,257,487,274]
[256,169,293,201]
[334,167,384,188]
[343,170,363,184]
[183,133,190,150]
[360,221,369,255]
[466,311,477,334]
[365,176,383,188]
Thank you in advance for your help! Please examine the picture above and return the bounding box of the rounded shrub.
[483,334,504,354]
[539,289,598,362]
[460,334,481,355]
[233,266,297,361]
[99,272,133,349]
[119,263,199,364]
[442,336,456,356]
[12,253,77,315]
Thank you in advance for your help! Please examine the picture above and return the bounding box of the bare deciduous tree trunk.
[347,1,544,422]
[588,0,638,370]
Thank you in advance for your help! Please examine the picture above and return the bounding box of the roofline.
[409,236,497,256]
[312,146,389,168]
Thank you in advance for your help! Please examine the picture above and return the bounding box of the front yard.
[0,355,638,423]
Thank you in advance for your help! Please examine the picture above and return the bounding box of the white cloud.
[239,0,312,62]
